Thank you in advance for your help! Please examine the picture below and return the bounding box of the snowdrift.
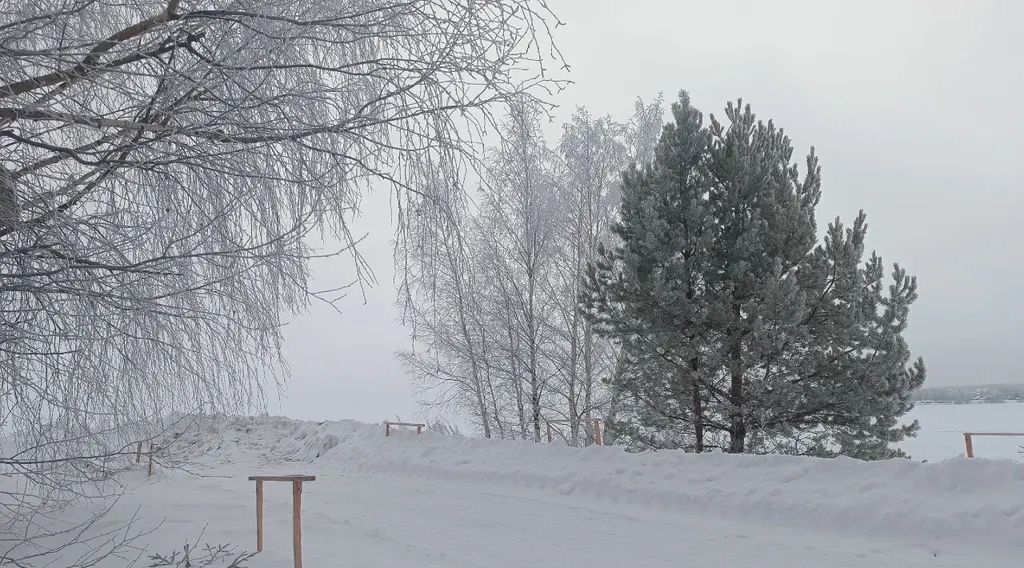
[168,415,1024,549]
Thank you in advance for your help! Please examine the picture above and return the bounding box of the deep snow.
[30,414,1024,567]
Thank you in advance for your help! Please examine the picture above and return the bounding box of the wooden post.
[416,424,422,435]
[135,442,143,463]
[147,444,156,477]
[255,480,264,552]
[292,480,303,568]
[248,475,314,568]
[964,433,974,458]
[385,422,391,437]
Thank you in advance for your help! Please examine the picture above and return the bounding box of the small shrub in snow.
[147,543,253,568]
[429,418,463,437]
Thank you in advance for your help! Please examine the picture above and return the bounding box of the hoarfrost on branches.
[0,1,565,564]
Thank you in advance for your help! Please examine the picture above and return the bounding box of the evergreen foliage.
[585,92,925,459]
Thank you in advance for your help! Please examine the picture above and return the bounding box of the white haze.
[277,0,1024,422]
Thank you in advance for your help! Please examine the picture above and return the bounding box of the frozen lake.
[901,402,1024,461]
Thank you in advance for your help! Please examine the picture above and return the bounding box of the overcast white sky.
[275,1,1024,423]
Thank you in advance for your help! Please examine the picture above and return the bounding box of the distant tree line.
[911,384,1024,404]
[402,91,926,459]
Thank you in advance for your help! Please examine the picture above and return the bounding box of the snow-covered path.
[276,474,1002,567]
[53,416,1024,567]
[99,461,1014,568]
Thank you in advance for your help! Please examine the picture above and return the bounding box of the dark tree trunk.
[724,307,749,454]
[690,357,704,453]
[728,327,746,453]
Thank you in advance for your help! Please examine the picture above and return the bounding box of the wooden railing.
[383,421,425,436]
[963,432,1024,458]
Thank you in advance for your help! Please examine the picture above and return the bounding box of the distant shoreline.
[914,399,1024,405]
[911,384,1024,405]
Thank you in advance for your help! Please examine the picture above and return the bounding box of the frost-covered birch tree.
[397,165,506,438]
[545,108,625,444]
[475,101,560,442]
[0,0,564,563]
[401,97,664,445]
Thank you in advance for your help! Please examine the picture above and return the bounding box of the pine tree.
[586,92,926,458]
[584,92,714,452]
[701,100,823,454]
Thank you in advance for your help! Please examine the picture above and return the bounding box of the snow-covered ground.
[902,402,1024,461]
[35,414,1024,567]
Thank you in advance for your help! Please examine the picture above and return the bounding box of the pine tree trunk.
[690,356,704,452]
[722,295,747,454]
[685,277,705,452]
[728,323,746,453]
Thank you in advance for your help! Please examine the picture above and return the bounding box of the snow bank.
[168,415,1024,549]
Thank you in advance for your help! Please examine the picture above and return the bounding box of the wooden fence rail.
[383,421,426,437]
[963,432,1024,458]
